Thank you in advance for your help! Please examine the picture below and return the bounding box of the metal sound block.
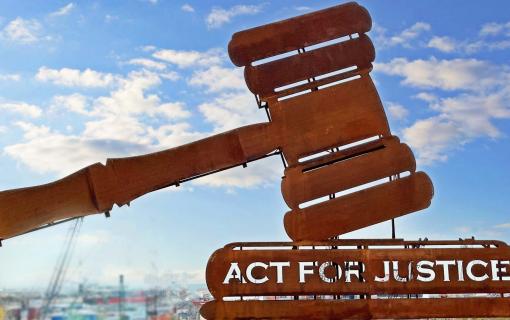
[202,239,510,319]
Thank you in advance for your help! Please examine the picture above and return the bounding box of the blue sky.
[0,0,509,290]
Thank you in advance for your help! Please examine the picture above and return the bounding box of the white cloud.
[5,121,152,176]
[1,17,42,44]
[432,92,510,138]
[403,117,460,165]
[404,91,510,164]
[464,39,510,53]
[406,90,510,164]
[198,90,265,133]
[0,101,42,118]
[382,57,510,165]
[152,48,224,68]
[206,4,262,29]
[480,22,510,37]
[427,36,456,53]
[387,102,409,120]
[82,115,151,145]
[0,125,7,133]
[14,121,50,139]
[188,66,245,92]
[6,101,265,185]
[160,71,180,81]
[375,57,504,91]
[421,21,510,55]
[90,70,190,120]
[127,58,167,70]
[6,69,195,176]
[391,22,431,46]
[147,123,205,149]
[375,20,506,55]
[427,37,510,55]
[51,93,89,115]
[50,3,75,17]
[181,4,195,13]
[415,92,437,102]
[374,22,431,48]
[36,66,116,88]
[487,39,510,50]
[155,102,191,119]
[0,73,21,81]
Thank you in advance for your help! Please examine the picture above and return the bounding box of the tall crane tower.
[39,218,83,320]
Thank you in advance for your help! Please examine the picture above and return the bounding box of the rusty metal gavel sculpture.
[0,2,433,242]
[3,3,510,319]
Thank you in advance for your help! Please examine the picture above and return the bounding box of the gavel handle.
[0,123,276,239]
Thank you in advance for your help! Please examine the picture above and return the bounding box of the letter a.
[223,262,244,284]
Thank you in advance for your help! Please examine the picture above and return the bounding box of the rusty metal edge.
[223,239,509,250]
[200,297,510,319]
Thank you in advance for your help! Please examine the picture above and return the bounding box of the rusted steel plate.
[0,167,102,239]
[206,245,510,298]
[281,139,416,209]
[275,75,390,166]
[201,298,510,320]
[284,172,433,241]
[244,34,375,98]
[228,2,371,66]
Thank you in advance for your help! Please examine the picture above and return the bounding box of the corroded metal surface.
[272,75,391,165]
[244,34,375,99]
[284,172,434,241]
[228,2,371,67]
[200,298,510,320]
[281,137,415,208]
[206,240,510,298]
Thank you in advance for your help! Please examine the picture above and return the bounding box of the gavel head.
[228,2,434,241]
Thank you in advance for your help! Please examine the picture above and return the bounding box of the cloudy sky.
[0,0,509,290]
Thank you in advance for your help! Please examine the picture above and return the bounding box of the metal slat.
[284,172,434,241]
[282,139,416,208]
[228,2,371,66]
[244,35,374,98]
[201,298,510,319]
